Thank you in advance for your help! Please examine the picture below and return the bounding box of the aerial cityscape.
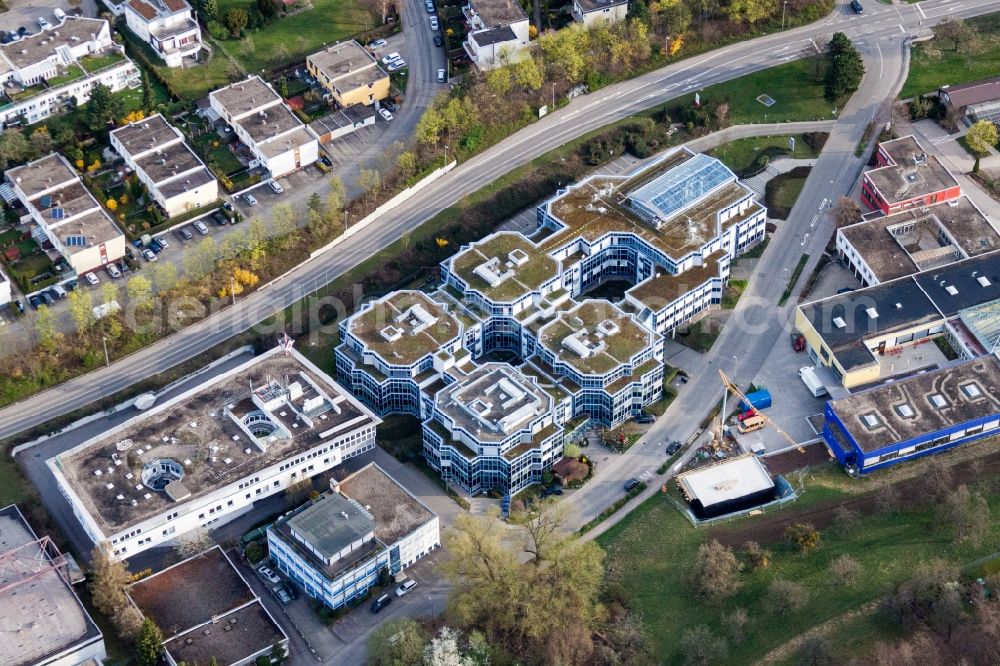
[0,0,998,664]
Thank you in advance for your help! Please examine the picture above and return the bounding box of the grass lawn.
[676,317,721,353]
[597,451,1000,665]
[900,12,1000,98]
[157,51,237,100]
[765,166,811,220]
[779,253,810,306]
[218,0,375,73]
[722,278,748,309]
[709,134,822,175]
[670,57,844,124]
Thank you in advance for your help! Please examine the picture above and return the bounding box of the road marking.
[810,213,820,229]
[898,23,906,33]
[916,2,926,17]
[819,198,828,210]
[876,41,883,79]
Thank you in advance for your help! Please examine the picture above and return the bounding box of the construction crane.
[717,369,803,453]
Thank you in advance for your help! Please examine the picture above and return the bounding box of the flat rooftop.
[128,0,191,20]
[7,153,77,199]
[628,250,725,308]
[256,127,315,159]
[798,276,944,373]
[158,167,216,198]
[867,136,958,205]
[0,17,110,70]
[336,463,435,545]
[287,492,374,561]
[840,198,1000,282]
[308,41,385,83]
[914,251,1000,317]
[38,181,99,221]
[830,355,1000,454]
[537,299,654,376]
[348,290,462,367]
[111,114,179,155]
[211,76,281,117]
[450,232,558,303]
[236,102,303,144]
[308,104,375,136]
[0,505,102,666]
[135,140,205,184]
[54,348,377,534]
[51,209,123,249]
[436,363,551,443]
[469,0,527,26]
[163,601,284,666]
[677,455,774,507]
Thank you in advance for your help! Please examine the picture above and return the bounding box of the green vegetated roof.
[350,290,461,366]
[538,300,653,376]
[450,232,558,303]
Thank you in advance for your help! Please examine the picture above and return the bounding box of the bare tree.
[679,625,728,666]
[512,500,569,564]
[722,607,749,644]
[830,553,862,584]
[831,196,862,228]
[112,604,144,640]
[690,540,742,601]
[89,544,130,616]
[765,579,808,616]
[173,527,214,560]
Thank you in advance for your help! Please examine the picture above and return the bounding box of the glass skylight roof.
[628,153,734,221]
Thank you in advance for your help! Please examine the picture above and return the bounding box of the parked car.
[316,160,331,174]
[244,193,258,207]
[178,228,194,241]
[13,298,24,314]
[51,284,67,299]
[194,221,209,235]
[85,272,100,286]
[430,15,439,30]
[395,579,418,597]
[665,441,682,455]
[382,99,397,112]
[37,17,51,31]
[437,68,446,83]
[106,263,122,279]
[425,0,434,11]
[850,0,863,12]
[318,155,333,168]
[371,593,392,613]
[53,8,66,21]
[148,239,164,253]
[142,248,157,262]
[433,35,443,47]
[28,294,42,309]
[369,38,387,49]
[153,235,168,249]
[379,108,394,122]
[132,238,144,249]
[257,565,280,584]
[623,478,640,492]
[211,210,228,226]
[381,52,401,65]
[635,414,654,424]
[269,180,284,194]
[40,290,54,306]
[541,484,564,497]
[387,60,406,72]
[272,584,293,605]
[65,279,78,292]
[737,409,758,422]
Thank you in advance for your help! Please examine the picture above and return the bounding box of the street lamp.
[781,0,788,30]
[102,336,110,367]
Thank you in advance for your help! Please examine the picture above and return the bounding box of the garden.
[0,210,63,292]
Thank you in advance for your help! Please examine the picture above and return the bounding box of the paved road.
[2,0,999,445]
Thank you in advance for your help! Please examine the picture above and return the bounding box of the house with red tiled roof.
[125,0,201,67]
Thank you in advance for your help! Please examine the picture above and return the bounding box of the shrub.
[207,20,229,40]
[786,522,821,554]
[830,553,862,584]
[765,579,808,616]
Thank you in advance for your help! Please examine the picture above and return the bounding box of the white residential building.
[0,17,139,128]
[110,113,219,218]
[47,344,380,560]
[0,266,10,306]
[462,0,530,69]
[209,75,319,178]
[6,153,127,276]
[125,0,202,68]
[267,463,440,610]
[572,0,628,26]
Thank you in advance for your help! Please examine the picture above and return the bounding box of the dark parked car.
[635,414,654,424]
[272,584,294,605]
[211,210,228,226]
[433,34,443,47]
[66,279,78,291]
[665,441,682,456]
[850,0,863,12]
[132,238,144,248]
[28,294,42,309]
[541,485,564,497]
[177,228,193,241]
[149,239,165,253]
[370,593,392,613]
[18,27,28,36]
[318,155,333,168]
[13,299,24,313]
[382,99,397,112]
[40,291,55,306]
[624,478,640,492]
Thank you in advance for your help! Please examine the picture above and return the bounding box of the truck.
[739,388,772,412]
[798,366,828,398]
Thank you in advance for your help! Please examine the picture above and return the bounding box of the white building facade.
[461,0,530,69]
[125,0,202,68]
[572,0,628,27]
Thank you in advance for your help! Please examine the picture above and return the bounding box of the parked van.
[370,593,391,613]
[738,415,765,434]
[798,366,828,398]
[53,8,66,21]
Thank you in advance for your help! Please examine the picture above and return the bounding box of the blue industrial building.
[823,354,1000,474]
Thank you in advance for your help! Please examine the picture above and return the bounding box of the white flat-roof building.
[110,113,219,218]
[461,0,530,69]
[676,455,776,519]
[0,265,10,306]
[125,0,202,68]
[6,153,127,276]
[0,17,139,128]
[209,75,319,178]
[0,505,106,666]
[267,463,440,610]
[572,0,628,26]
[47,343,380,560]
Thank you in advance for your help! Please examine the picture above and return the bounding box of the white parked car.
[194,221,209,235]
[106,263,122,279]
[381,52,401,65]
[244,193,258,206]
[425,0,434,11]
[369,38,387,49]
[395,579,418,597]
[379,108,394,122]
[257,565,280,584]
[430,16,439,30]
[269,180,284,194]
[142,248,157,262]
[437,68,446,83]
[85,272,99,286]
[387,60,406,72]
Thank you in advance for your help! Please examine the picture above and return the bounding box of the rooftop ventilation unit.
[978,276,992,287]
[833,317,846,329]
[865,307,878,320]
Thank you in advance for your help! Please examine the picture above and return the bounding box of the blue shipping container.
[739,389,772,412]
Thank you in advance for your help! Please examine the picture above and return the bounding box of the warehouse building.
[47,343,379,560]
[128,546,287,666]
[823,354,1000,474]
[860,136,961,215]
[266,463,439,610]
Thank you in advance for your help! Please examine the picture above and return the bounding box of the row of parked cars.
[257,562,419,614]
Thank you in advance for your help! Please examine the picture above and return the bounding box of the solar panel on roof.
[50,207,65,219]
[66,235,87,247]
[39,194,53,207]
[628,153,734,221]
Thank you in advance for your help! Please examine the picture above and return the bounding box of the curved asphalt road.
[3,0,1000,441]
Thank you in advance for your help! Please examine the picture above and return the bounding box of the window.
[894,404,914,418]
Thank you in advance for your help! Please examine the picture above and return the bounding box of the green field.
[900,12,1000,98]
[597,450,1000,665]
[217,0,375,73]
[709,134,823,175]
[671,57,844,124]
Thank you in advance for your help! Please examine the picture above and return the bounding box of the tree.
[202,0,219,22]
[830,553,862,584]
[68,288,95,336]
[173,527,214,559]
[86,83,126,133]
[35,305,59,351]
[257,0,278,20]
[358,168,383,206]
[933,18,980,53]
[512,499,568,563]
[742,540,770,569]
[679,624,728,666]
[965,120,998,157]
[0,130,31,169]
[690,539,741,601]
[90,544,130,615]
[326,176,346,218]
[29,126,52,156]
[785,522,821,554]
[151,262,177,292]
[511,56,544,91]
[397,151,417,181]
[135,618,164,666]
[831,196,862,228]
[224,7,249,38]
[796,636,837,666]
[722,608,749,644]
[881,559,964,638]
[269,641,287,664]
[367,617,428,665]
[141,70,154,112]
[824,32,864,101]
[538,24,590,84]
[765,579,808,616]
[485,67,512,97]
[415,105,446,147]
[127,275,154,313]
[726,0,773,24]
[944,483,990,545]
[424,626,471,666]
[112,604,144,640]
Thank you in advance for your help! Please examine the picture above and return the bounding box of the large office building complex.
[337,148,766,495]
[48,343,379,560]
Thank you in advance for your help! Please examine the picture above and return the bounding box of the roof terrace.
[628,250,726,309]
[349,290,462,367]
[437,363,551,443]
[537,299,655,376]
[450,232,558,303]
